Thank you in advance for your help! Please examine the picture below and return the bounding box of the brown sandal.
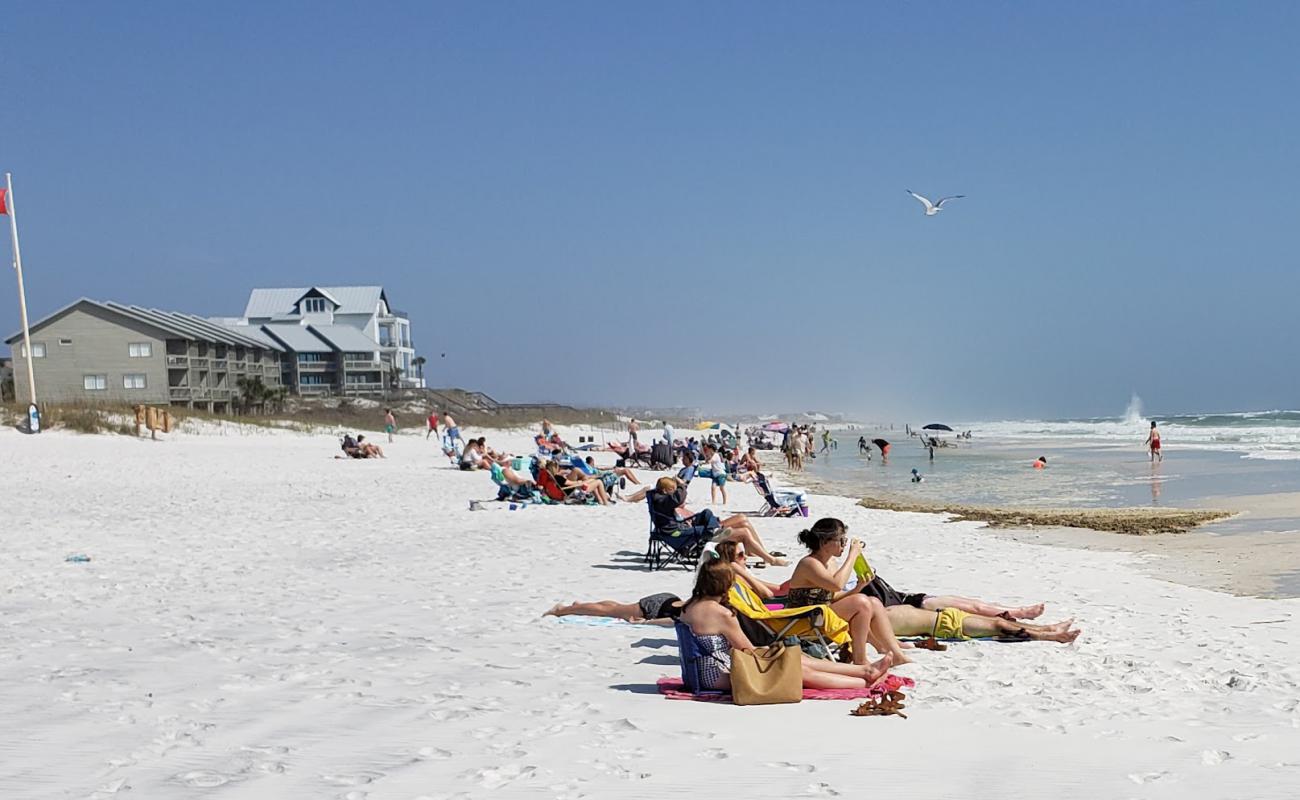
[851,690,908,719]
[911,636,948,652]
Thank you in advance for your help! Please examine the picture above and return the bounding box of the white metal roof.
[308,324,383,352]
[260,324,333,353]
[243,286,388,319]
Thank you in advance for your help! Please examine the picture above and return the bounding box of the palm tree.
[412,356,427,386]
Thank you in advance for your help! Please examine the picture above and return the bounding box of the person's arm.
[734,563,778,601]
[718,609,758,651]
[799,544,862,598]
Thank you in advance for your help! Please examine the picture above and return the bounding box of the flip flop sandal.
[996,627,1032,642]
[851,691,908,719]
[771,551,787,558]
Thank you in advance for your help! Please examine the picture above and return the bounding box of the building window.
[123,374,147,389]
[58,338,73,346]
[302,297,328,314]
[128,342,153,358]
[83,374,107,391]
[22,342,46,358]
[298,352,328,363]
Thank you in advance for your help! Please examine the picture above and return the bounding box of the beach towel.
[656,674,914,702]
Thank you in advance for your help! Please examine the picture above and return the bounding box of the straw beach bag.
[729,643,802,706]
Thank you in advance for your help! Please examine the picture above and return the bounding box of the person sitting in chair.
[626,477,788,567]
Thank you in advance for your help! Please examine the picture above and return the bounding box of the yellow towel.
[729,580,852,647]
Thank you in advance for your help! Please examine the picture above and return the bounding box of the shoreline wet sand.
[781,469,1299,599]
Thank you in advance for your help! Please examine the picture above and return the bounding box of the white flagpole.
[6,172,38,407]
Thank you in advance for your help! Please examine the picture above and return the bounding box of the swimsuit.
[689,631,732,690]
[785,586,833,608]
[638,593,683,621]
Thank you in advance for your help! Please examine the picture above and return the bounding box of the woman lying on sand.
[787,518,1080,645]
[544,592,683,623]
[678,559,892,691]
[625,477,789,566]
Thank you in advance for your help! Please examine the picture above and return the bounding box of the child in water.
[911,468,924,483]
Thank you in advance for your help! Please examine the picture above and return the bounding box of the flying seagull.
[907,190,965,216]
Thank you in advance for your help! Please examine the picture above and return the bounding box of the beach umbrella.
[763,421,789,433]
[922,423,954,432]
[695,421,717,430]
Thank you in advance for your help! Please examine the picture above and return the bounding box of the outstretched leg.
[719,515,787,566]
[922,595,1045,620]
[544,600,642,621]
[959,614,1081,643]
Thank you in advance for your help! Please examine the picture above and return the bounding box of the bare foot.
[770,557,790,567]
[542,603,564,618]
[1014,603,1046,620]
[899,641,916,649]
[1037,627,1081,644]
[892,651,914,665]
[866,653,893,687]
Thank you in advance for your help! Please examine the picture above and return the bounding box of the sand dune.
[1,424,1298,798]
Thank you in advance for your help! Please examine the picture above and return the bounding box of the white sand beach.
[3,424,1300,799]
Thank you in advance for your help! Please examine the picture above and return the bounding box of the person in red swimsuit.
[1145,421,1163,462]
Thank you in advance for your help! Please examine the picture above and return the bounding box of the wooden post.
[134,404,145,437]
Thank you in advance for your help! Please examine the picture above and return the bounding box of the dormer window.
[303,297,328,314]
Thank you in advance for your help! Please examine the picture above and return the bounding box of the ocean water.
[800,409,1300,536]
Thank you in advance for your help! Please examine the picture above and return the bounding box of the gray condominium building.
[6,285,420,411]
[4,298,284,413]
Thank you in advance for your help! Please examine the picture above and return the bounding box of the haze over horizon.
[3,3,1298,421]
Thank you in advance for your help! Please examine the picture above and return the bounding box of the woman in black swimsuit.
[785,518,911,665]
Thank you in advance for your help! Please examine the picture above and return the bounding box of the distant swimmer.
[858,436,868,453]
[1145,421,1163,462]
[911,468,924,483]
[1033,456,1048,470]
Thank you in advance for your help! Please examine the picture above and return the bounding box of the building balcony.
[190,357,210,369]
[211,388,232,399]
[166,355,189,368]
[169,387,191,399]
[343,382,385,394]
[297,361,332,371]
[298,384,333,395]
[213,359,228,370]
[228,360,246,371]
[343,359,383,371]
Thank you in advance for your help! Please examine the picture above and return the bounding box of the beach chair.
[643,496,707,570]
[728,579,848,658]
[536,468,593,505]
[753,472,808,518]
[649,442,675,470]
[489,464,539,503]
[673,621,725,696]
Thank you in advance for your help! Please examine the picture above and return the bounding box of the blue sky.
[3,3,1298,420]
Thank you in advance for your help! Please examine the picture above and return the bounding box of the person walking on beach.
[820,429,832,454]
[426,410,439,440]
[628,418,640,453]
[1145,421,1163,462]
[384,409,396,443]
[444,412,461,446]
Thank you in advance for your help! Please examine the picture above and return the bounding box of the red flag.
[0,187,7,215]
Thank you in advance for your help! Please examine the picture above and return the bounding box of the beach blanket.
[656,674,914,702]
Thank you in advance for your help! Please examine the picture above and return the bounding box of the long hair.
[797,517,848,552]
[687,559,735,608]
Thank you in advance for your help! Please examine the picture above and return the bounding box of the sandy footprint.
[175,770,231,788]
[1201,750,1232,765]
[466,764,538,789]
[1127,770,1170,784]
[766,761,816,773]
[805,782,841,796]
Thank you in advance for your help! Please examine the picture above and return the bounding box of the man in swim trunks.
[384,408,396,443]
[1145,421,1162,462]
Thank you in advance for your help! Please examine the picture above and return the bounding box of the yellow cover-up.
[728,579,852,648]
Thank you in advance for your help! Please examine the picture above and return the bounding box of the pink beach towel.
[656,674,914,702]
